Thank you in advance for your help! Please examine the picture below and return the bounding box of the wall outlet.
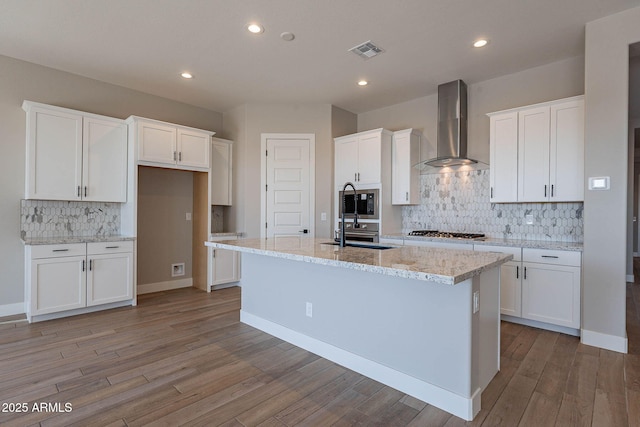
[306,302,313,318]
[186,212,192,221]
[171,263,185,277]
[525,214,534,225]
[473,291,480,314]
[321,212,327,221]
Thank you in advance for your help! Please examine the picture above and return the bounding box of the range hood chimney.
[417,79,477,168]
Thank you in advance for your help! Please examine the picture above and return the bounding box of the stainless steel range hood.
[417,79,478,168]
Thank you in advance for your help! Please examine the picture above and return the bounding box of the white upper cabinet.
[487,96,584,203]
[391,129,420,205]
[334,128,390,187]
[129,116,213,171]
[210,137,233,206]
[23,101,127,202]
[489,112,518,202]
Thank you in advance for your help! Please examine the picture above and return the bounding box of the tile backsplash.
[402,169,583,242]
[20,200,121,239]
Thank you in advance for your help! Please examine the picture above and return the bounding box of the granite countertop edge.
[22,235,136,245]
[381,234,583,251]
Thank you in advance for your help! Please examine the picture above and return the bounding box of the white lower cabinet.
[208,236,241,291]
[474,244,581,332]
[86,242,134,306]
[521,248,581,329]
[26,241,134,321]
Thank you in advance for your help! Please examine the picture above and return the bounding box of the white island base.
[237,252,500,421]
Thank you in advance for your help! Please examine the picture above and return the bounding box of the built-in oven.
[336,222,379,243]
[338,188,379,220]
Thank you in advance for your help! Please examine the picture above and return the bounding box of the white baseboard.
[581,329,628,354]
[501,315,580,336]
[241,310,480,421]
[0,303,25,317]
[627,274,635,283]
[137,278,193,295]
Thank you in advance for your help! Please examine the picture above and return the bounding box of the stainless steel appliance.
[408,230,486,240]
[338,222,380,243]
[339,188,379,220]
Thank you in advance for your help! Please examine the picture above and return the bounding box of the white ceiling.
[1,0,639,114]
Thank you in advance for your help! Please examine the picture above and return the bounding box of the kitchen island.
[205,237,511,421]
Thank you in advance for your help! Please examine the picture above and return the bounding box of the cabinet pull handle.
[179,152,182,161]
[105,246,120,249]
[405,192,409,201]
[52,249,69,252]
[358,172,360,181]
[82,260,85,272]
[541,255,559,259]
[354,173,357,181]
[516,266,519,279]
[490,187,493,199]
[89,259,93,271]
[84,186,87,197]
[212,249,216,258]
[174,151,177,161]
[77,186,81,197]
[524,266,527,280]
[544,185,547,197]
[551,185,554,197]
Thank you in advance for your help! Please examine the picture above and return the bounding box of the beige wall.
[357,56,585,165]
[137,167,194,285]
[584,5,640,352]
[0,54,222,310]
[223,104,336,239]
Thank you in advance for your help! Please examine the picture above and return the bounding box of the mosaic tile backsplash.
[402,169,583,242]
[21,200,121,239]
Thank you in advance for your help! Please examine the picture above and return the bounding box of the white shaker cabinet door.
[211,138,232,205]
[522,263,581,328]
[356,132,382,185]
[87,252,134,306]
[550,99,584,202]
[177,129,210,169]
[335,136,358,185]
[30,256,86,315]
[517,106,550,202]
[489,111,518,203]
[82,117,128,202]
[211,248,241,286]
[26,106,83,200]
[138,120,177,165]
[500,262,522,317]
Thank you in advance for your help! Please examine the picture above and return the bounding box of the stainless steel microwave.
[338,188,379,220]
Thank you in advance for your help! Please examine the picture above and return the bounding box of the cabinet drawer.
[474,244,522,261]
[87,240,134,255]
[523,248,581,266]
[30,243,86,259]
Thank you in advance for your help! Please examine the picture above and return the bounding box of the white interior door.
[265,137,312,238]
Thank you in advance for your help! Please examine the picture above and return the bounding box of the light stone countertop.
[209,232,242,238]
[22,235,136,245]
[382,234,583,251]
[205,237,512,285]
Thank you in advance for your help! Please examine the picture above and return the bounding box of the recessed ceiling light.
[280,32,295,42]
[181,72,193,79]
[358,80,369,86]
[473,39,489,48]
[247,23,264,34]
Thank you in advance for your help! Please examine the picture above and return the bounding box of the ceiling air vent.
[349,41,384,60]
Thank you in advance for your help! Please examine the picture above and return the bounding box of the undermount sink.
[323,242,396,250]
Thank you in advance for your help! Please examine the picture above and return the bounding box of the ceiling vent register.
[349,41,384,59]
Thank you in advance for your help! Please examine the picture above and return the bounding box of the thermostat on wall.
[588,176,610,190]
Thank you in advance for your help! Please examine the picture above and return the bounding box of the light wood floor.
[1,277,639,426]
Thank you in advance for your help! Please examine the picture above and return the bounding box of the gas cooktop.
[408,230,486,240]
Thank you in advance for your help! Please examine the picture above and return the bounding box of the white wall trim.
[260,133,316,239]
[0,303,25,317]
[137,278,193,295]
[241,310,480,421]
[581,328,628,354]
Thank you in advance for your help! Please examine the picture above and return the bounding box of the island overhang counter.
[205,237,512,421]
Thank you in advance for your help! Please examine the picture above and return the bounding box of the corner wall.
[583,5,640,352]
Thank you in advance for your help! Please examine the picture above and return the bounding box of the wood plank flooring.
[1,275,639,426]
